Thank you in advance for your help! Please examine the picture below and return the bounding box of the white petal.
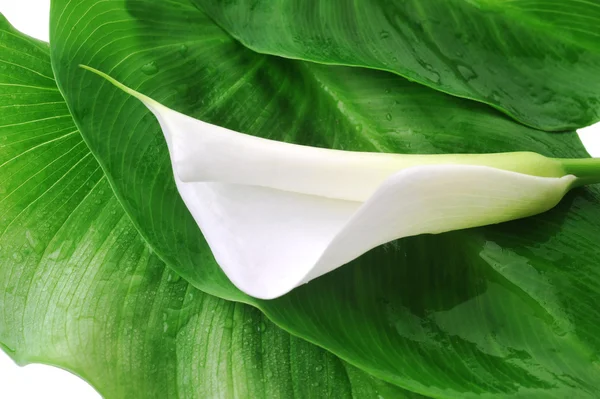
[152,101,574,298]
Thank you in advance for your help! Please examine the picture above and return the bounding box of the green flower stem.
[558,158,600,187]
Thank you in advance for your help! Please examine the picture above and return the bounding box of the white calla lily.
[83,66,600,299]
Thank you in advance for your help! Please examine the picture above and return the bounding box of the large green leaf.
[0,14,419,399]
[49,0,600,397]
[193,0,600,131]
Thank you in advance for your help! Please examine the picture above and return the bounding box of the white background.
[0,0,599,398]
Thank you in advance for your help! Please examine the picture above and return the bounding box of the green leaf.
[0,14,420,399]
[193,0,600,131]
[49,0,600,397]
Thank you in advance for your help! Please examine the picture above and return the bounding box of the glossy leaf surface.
[49,0,600,397]
[0,15,417,399]
[194,0,600,131]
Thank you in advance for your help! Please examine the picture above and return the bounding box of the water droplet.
[25,230,44,254]
[266,371,273,378]
[532,88,554,105]
[551,319,571,337]
[47,249,61,260]
[420,63,441,83]
[141,61,159,75]
[385,113,392,121]
[12,252,23,263]
[379,30,390,39]
[457,65,477,81]
[163,322,169,333]
[490,91,501,102]
[315,365,323,372]
[178,44,189,56]
[257,322,266,333]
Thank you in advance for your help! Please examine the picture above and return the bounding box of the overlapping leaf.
[0,15,419,399]
[48,0,600,397]
[194,0,600,131]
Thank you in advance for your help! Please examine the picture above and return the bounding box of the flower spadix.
[82,66,600,299]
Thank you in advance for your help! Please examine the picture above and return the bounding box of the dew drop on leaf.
[178,44,189,56]
[315,365,323,372]
[141,61,159,75]
[490,91,501,102]
[379,30,390,39]
[457,65,477,81]
[12,252,23,263]
[25,230,44,254]
[385,113,392,121]
[257,322,266,333]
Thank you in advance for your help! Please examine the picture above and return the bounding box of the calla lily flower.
[83,66,600,299]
